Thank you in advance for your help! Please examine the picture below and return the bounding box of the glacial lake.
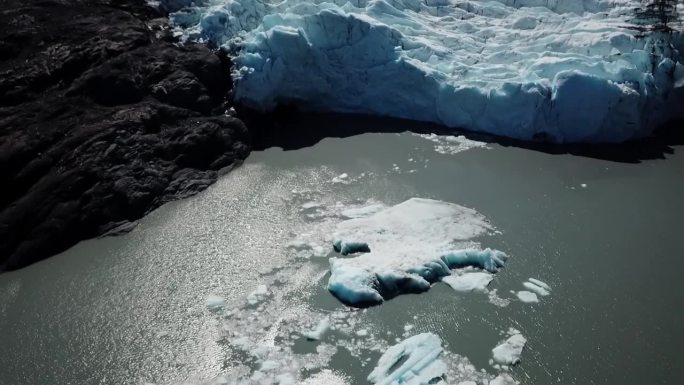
[1,129,683,385]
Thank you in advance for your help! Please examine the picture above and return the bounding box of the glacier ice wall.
[168,0,684,142]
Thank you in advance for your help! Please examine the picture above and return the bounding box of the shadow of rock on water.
[240,106,683,164]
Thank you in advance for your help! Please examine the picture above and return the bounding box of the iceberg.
[367,333,447,385]
[168,0,684,143]
[327,198,508,307]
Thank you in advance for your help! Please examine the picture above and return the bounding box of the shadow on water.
[239,106,684,164]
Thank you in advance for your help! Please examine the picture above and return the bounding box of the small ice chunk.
[404,324,414,332]
[247,284,269,305]
[516,291,539,303]
[367,333,447,385]
[528,278,551,291]
[492,329,527,366]
[490,373,518,385]
[356,329,369,337]
[488,289,510,308]
[206,294,225,311]
[581,183,588,188]
[458,382,477,385]
[523,281,550,297]
[332,173,349,183]
[303,318,330,341]
[442,270,494,292]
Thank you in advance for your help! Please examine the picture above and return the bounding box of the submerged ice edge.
[167,0,684,143]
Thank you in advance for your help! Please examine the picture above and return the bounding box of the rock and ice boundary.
[167,0,684,143]
[327,198,508,307]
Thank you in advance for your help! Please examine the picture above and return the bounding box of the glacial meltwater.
[1,130,683,385]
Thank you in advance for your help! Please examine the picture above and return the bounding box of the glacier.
[326,198,508,307]
[167,0,683,143]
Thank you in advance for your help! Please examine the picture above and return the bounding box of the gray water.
[1,132,683,385]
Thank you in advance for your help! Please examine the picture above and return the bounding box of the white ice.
[490,374,519,385]
[516,290,539,303]
[327,198,508,306]
[169,0,684,143]
[523,278,551,297]
[247,284,269,305]
[303,317,331,340]
[367,333,447,385]
[206,294,226,311]
[442,270,494,293]
[491,328,527,366]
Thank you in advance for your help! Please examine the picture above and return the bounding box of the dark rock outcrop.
[0,0,251,271]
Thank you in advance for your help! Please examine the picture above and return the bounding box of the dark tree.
[630,0,682,34]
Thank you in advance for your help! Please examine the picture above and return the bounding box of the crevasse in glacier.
[168,0,684,142]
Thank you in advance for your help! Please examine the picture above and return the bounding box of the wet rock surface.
[0,0,250,271]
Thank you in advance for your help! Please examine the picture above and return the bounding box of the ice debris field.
[186,185,555,385]
[165,0,684,142]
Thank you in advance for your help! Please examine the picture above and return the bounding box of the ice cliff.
[168,0,684,142]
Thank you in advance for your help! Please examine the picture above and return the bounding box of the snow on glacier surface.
[327,198,508,306]
[169,0,684,142]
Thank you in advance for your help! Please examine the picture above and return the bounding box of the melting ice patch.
[169,0,684,143]
[328,198,508,306]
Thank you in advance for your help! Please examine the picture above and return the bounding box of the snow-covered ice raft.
[326,198,508,307]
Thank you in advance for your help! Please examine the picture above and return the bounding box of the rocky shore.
[0,0,250,271]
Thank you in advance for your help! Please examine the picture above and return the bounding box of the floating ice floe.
[491,328,527,366]
[206,294,225,311]
[327,198,508,306]
[169,0,684,143]
[247,284,269,305]
[332,173,350,184]
[523,278,551,297]
[303,317,331,340]
[516,291,539,303]
[490,374,519,385]
[442,269,494,293]
[367,333,447,385]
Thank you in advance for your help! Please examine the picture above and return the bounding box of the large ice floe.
[327,198,508,306]
[166,0,684,142]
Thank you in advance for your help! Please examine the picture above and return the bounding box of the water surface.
[1,131,682,385]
